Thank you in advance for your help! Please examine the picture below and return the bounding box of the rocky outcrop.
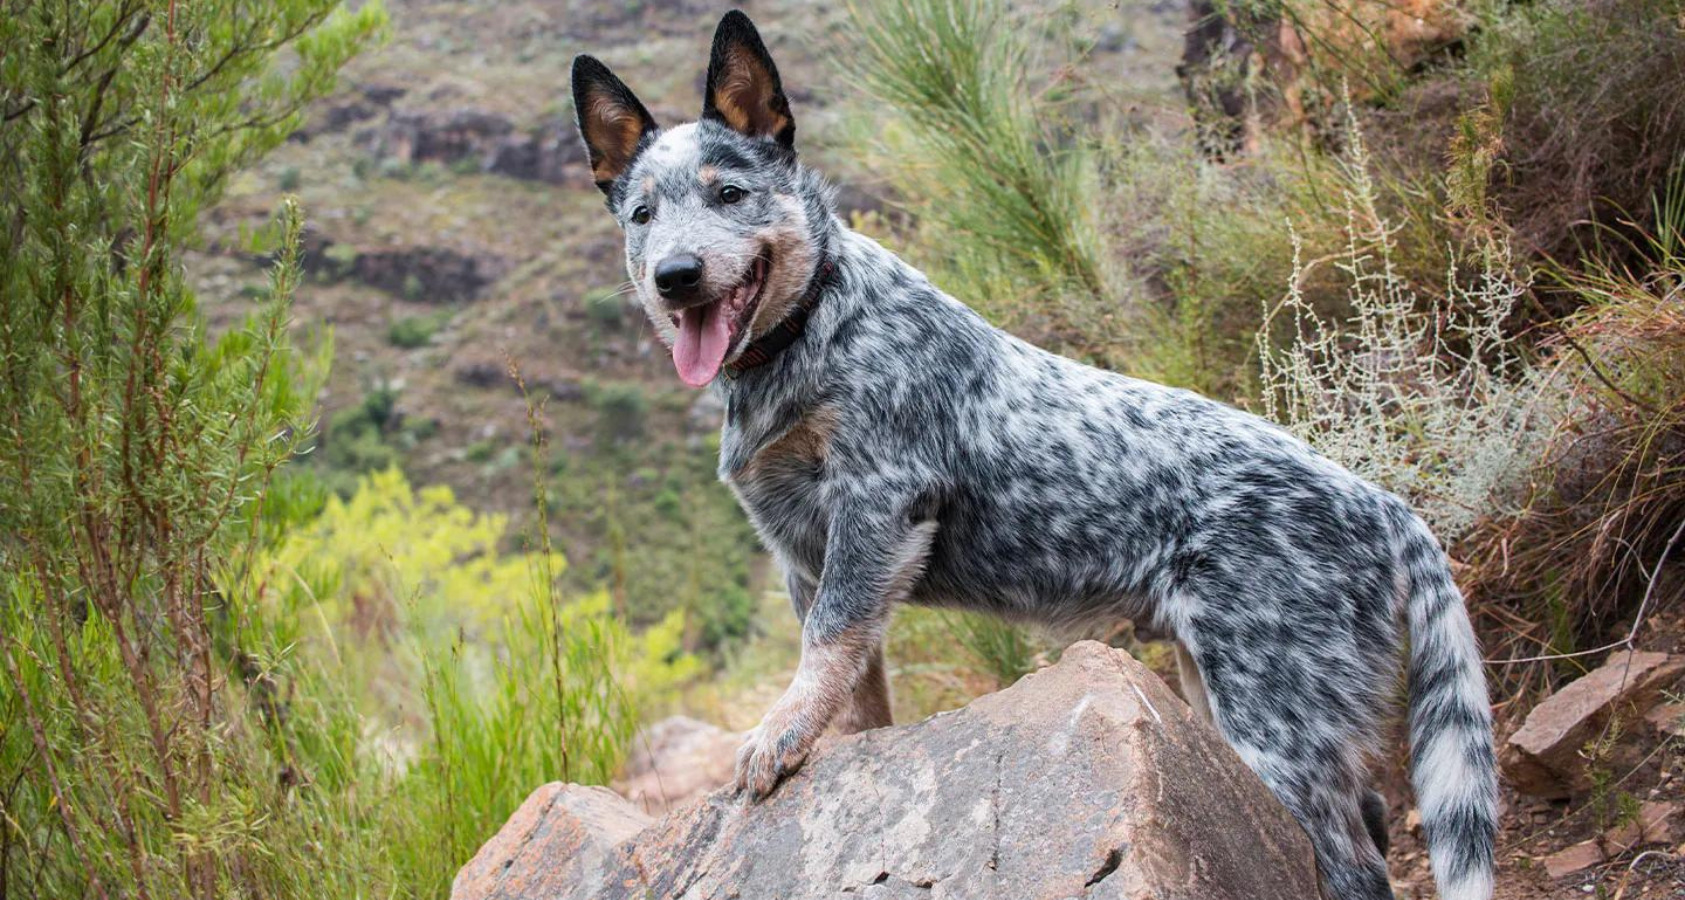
[348,245,506,304]
[370,106,591,188]
[1503,650,1685,798]
[452,641,1322,900]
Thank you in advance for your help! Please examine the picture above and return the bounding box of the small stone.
[1645,701,1685,737]
[1542,840,1605,879]
[1603,800,1680,852]
[1503,650,1685,797]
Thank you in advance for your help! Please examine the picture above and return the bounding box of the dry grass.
[1466,256,1685,708]
[1473,0,1685,275]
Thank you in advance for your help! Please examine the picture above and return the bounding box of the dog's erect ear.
[572,55,659,195]
[702,11,795,150]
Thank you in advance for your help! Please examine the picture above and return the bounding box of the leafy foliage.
[846,0,1123,363]
[246,467,700,895]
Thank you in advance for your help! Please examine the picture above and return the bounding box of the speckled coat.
[571,13,1496,900]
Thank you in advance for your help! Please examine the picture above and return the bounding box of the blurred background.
[4,0,1683,896]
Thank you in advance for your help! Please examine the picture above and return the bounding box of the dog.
[571,12,1496,899]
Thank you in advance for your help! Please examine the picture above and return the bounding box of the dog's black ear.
[702,11,795,150]
[572,55,659,196]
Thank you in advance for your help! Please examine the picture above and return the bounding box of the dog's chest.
[723,409,836,580]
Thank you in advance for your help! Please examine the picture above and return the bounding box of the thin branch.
[1553,317,1659,415]
[61,0,144,74]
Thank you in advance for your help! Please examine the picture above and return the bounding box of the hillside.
[188,0,1188,645]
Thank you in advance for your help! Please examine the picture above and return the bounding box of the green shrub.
[389,312,445,348]
[247,467,700,894]
[0,3,386,897]
[401,271,426,301]
[278,164,303,191]
[588,380,649,440]
[465,437,499,463]
[311,379,445,498]
[548,435,762,657]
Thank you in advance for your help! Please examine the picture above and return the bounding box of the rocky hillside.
[188,0,1188,641]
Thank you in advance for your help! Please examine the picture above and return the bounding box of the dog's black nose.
[654,254,705,302]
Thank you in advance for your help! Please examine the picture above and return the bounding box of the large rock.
[452,785,652,900]
[453,641,1322,900]
[1503,650,1685,797]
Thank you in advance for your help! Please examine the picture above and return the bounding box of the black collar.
[723,258,836,378]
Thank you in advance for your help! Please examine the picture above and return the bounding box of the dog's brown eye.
[720,185,746,204]
[630,205,651,225]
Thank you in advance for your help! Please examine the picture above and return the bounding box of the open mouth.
[670,250,770,387]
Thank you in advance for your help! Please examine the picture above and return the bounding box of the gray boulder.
[452,641,1322,900]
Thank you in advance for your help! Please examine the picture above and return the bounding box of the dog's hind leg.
[836,640,893,734]
[1177,591,1397,899]
[1174,640,1214,725]
[1191,637,1395,899]
[1176,631,1393,872]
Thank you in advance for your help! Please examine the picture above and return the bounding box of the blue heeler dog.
[571,11,1496,899]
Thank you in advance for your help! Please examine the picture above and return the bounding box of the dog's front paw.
[733,723,811,800]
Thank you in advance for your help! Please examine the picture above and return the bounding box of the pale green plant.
[1258,112,1547,541]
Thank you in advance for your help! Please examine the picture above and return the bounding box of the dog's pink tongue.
[673,302,730,388]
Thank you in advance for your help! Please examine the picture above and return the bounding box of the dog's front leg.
[785,567,894,736]
[735,503,934,799]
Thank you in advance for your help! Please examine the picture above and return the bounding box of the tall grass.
[244,464,700,894]
[0,4,699,896]
[1463,179,1685,701]
[845,0,1122,361]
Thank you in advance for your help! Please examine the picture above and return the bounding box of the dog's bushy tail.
[1391,503,1497,900]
